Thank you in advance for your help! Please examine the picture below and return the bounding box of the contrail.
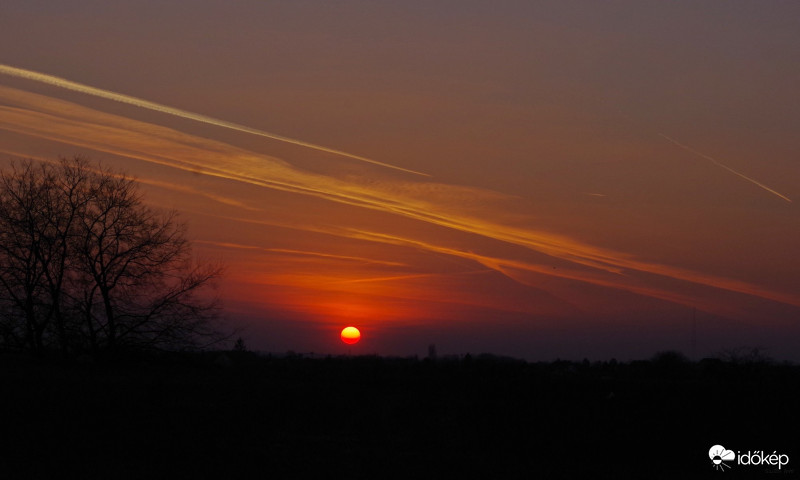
[659,133,792,203]
[0,64,429,177]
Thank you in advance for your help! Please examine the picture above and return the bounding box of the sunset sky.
[1,1,799,360]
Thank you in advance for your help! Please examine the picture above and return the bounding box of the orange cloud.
[1,83,798,325]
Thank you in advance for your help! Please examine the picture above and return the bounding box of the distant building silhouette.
[427,344,437,360]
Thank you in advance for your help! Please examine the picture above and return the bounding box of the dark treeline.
[2,350,797,478]
[0,157,224,356]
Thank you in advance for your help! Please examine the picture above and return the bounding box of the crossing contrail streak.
[659,133,792,203]
[0,64,429,177]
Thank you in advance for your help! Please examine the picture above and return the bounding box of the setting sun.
[340,326,361,345]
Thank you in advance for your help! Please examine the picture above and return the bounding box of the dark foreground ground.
[2,351,798,479]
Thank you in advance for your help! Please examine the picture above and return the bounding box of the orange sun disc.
[340,326,361,345]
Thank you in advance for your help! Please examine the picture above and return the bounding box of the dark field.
[2,352,798,479]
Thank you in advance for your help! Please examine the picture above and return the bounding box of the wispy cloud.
[1,82,798,318]
[0,64,428,177]
[339,228,800,309]
[660,133,792,203]
[195,240,407,267]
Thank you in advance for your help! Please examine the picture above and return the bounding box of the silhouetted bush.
[716,346,774,365]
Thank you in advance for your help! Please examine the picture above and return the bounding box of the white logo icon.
[709,444,735,471]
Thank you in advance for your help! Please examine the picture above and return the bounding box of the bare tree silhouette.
[0,157,225,355]
[0,161,57,352]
